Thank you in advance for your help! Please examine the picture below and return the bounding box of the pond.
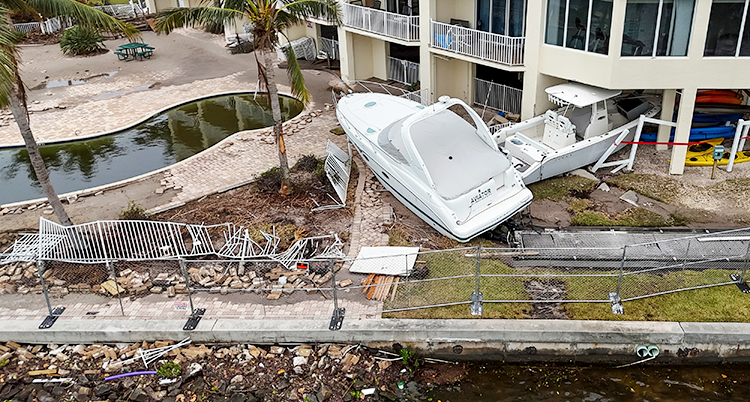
[0,93,303,205]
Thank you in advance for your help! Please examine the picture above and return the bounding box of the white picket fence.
[473,77,522,115]
[343,2,419,42]
[13,17,66,34]
[430,20,525,66]
[387,56,419,85]
[320,37,340,60]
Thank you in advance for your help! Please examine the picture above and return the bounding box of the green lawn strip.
[382,250,748,322]
[528,176,598,201]
[607,174,683,204]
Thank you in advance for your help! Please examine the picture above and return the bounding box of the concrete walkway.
[2,318,750,363]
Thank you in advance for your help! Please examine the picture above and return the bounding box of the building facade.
[152,0,750,175]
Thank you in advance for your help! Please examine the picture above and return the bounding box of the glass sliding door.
[545,0,612,53]
[704,0,749,56]
[478,0,526,36]
[546,0,566,45]
[622,0,695,57]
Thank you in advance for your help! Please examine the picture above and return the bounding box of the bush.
[60,26,106,56]
[119,200,151,220]
[292,154,321,173]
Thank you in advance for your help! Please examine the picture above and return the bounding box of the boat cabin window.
[378,117,411,164]
[568,105,592,136]
[448,104,480,130]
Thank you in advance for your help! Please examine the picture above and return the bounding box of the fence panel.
[387,56,420,85]
[13,22,40,34]
[480,247,619,305]
[618,229,750,301]
[320,37,340,60]
[474,78,522,115]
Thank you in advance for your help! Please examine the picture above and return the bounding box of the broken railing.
[1,224,749,329]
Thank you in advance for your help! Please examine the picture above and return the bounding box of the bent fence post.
[107,261,125,316]
[37,260,53,317]
[472,246,483,316]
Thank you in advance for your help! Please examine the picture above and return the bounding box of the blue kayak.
[640,125,736,142]
[692,113,743,124]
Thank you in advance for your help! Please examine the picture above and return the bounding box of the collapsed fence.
[1,222,749,329]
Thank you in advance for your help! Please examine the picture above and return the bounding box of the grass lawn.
[381,249,750,322]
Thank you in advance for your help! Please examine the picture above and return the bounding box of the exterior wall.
[434,57,472,103]
[153,0,175,13]
[435,0,475,27]
[343,34,389,81]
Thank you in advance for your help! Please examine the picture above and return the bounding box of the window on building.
[545,0,612,54]
[477,0,526,36]
[704,0,750,56]
[622,0,695,57]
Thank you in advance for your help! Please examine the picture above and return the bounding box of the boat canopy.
[409,109,510,200]
[545,82,621,108]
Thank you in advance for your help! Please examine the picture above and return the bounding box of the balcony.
[343,2,420,42]
[430,20,525,66]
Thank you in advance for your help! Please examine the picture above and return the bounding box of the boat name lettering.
[470,188,492,204]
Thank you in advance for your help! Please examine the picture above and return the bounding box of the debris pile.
[0,340,453,402]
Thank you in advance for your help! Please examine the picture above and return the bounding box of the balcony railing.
[474,78,522,115]
[387,57,420,85]
[320,37,340,60]
[430,20,525,66]
[343,3,419,42]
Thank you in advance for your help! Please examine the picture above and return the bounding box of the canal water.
[0,93,303,205]
[418,363,747,401]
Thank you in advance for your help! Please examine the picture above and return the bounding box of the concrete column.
[607,0,626,59]
[657,89,677,151]
[338,29,356,82]
[519,0,544,119]
[669,87,697,175]
[372,40,388,81]
[418,0,436,100]
[688,0,713,59]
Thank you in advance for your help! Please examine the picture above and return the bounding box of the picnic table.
[114,42,154,61]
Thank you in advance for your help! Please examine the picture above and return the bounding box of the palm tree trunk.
[8,85,73,226]
[264,49,291,196]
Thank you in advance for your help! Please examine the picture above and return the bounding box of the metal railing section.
[343,3,419,42]
[387,56,420,85]
[320,37,340,60]
[94,4,144,18]
[474,78,522,115]
[430,20,525,66]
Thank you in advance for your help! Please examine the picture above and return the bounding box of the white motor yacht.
[336,92,532,242]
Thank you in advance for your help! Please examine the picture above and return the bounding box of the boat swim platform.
[511,228,750,269]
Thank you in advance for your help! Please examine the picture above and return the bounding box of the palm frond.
[155,6,245,34]
[283,45,309,105]
[0,7,20,108]
[4,0,40,20]
[27,0,141,39]
[279,0,341,25]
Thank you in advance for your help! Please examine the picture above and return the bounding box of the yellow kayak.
[686,150,750,166]
[685,138,724,158]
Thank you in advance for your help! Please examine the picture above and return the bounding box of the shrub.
[256,166,282,193]
[60,26,106,56]
[119,200,151,220]
[292,154,321,173]
[157,361,181,377]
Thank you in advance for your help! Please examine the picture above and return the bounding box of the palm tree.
[2,0,139,226]
[156,0,340,195]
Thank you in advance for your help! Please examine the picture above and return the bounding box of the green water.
[0,93,303,205]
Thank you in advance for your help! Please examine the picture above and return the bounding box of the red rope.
[619,140,708,146]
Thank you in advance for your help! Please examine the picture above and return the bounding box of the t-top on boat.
[336,92,533,242]
[494,82,660,184]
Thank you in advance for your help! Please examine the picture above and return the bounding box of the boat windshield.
[410,109,510,200]
[377,117,411,164]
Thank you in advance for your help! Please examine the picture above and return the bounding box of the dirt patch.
[157,166,352,245]
[20,30,61,45]
[414,363,467,386]
[523,279,568,319]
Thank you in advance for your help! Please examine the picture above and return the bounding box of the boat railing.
[331,80,432,106]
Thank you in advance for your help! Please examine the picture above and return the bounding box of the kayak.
[685,138,724,157]
[686,150,750,166]
[695,95,743,105]
[692,113,743,124]
[640,125,736,142]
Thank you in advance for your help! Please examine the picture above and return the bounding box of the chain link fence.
[1,228,749,324]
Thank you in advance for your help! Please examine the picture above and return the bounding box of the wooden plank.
[28,369,57,376]
[366,276,380,300]
[390,277,400,302]
[373,276,386,301]
[379,277,394,301]
[362,274,375,294]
